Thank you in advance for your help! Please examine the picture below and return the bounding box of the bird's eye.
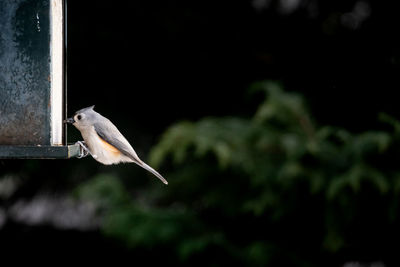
[77,115,82,120]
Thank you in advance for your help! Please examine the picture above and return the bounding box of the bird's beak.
[64,117,75,124]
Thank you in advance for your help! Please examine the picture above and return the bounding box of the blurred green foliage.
[75,81,400,266]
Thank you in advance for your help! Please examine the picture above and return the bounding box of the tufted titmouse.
[64,105,168,185]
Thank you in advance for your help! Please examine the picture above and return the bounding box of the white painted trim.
[50,0,63,145]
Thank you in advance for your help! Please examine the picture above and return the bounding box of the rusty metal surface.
[0,0,51,145]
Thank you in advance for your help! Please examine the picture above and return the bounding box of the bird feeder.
[0,0,80,158]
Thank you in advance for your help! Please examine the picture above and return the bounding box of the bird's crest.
[75,105,95,114]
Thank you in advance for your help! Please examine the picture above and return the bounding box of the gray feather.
[93,118,135,159]
[75,105,95,115]
[93,115,168,185]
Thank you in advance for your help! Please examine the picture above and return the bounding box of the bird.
[64,105,168,185]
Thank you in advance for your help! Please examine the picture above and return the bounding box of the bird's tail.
[137,160,168,185]
[126,150,168,185]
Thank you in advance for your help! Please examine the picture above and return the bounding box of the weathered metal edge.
[50,0,64,145]
[0,144,81,159]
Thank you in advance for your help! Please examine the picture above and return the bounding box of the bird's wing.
[93,119,136,159]
[93,119,168,185]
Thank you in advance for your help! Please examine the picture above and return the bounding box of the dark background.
[67,0,400,133]
[2,0,400,266]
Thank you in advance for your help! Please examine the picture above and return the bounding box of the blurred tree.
[75,81,400,266]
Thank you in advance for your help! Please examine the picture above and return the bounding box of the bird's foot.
[75,141,92,158]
